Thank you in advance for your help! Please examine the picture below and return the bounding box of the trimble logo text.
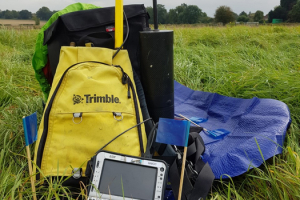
[73,94,120,104]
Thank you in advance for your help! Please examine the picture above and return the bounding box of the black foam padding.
[140,30,174,122]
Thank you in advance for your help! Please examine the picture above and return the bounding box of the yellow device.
[115,0,123,48]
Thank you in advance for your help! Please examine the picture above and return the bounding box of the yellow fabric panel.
[34,47,146,178]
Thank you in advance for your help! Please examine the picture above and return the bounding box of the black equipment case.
[43,4,149,80]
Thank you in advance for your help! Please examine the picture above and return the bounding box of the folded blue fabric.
[174,81,291,179]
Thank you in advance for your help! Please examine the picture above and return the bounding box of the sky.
[0,0,280,17]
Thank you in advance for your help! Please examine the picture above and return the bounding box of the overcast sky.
[0,0,280,17]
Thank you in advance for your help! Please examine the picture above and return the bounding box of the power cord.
[95,118,152,154]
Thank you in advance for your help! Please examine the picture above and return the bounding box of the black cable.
[95,118,152,154]
[112,10,130,59]
[145,122,159,157]
[147,122,159,150]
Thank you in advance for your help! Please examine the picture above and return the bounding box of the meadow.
[0,25,299,199]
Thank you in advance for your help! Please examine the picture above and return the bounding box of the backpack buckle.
[113,112,123,121]
[72,168,82,179]
[72,113,83,124]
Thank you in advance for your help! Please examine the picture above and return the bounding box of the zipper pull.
[122,73,127,85]
[127,77,131,99]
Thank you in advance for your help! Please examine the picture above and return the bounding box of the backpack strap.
[146,123,215,199]
[170,131,215,200]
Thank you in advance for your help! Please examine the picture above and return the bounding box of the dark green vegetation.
[0,10,32,20]
[214,6,235,25]
[0,7,57,21]
[0,25,300,199]
[268,0,300,22]
[146,3,213,25]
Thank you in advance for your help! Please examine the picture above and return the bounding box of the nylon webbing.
[170,131,215,200]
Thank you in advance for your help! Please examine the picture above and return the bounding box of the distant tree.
[157,4,167,24]
[254,10,264,22]
[268,6,288,22]
[167,9,178,24]
[237,15,249,22]
[3,10,13,19]
[199,12,214,23]
[232,12,238,20]
[273,6,288,21]
[146,4,167,24]
[166,4,204,24]
[182,5,202,24]
[280,0,297,11]
[268,10,274,22]
[249,13,256,22]
[36,6,52,20]
[19,10,32,19]
[214,6,235,25]
[176,3,188,24]
[11,10,19,19]
[146,7,153,24]
[288,1,300,22]
[176,3,188,14]
[239,11,248,16]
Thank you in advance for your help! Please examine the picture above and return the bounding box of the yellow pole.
[115,0,123,49]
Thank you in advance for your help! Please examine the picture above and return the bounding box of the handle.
[115,0,123,48]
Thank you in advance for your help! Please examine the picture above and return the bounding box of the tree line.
[0,10,32,19]
[148,2,300,25]
[215,0,300,24]
[0,7,57,20]
[146,4,213,24]
[147,4,266,25]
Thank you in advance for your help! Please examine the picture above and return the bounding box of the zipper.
[128,78,144,157]
[36,61,144,179]
[116,65,131,99]
[116,65,144,156]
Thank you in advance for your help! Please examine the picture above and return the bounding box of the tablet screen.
[99,159,157,200]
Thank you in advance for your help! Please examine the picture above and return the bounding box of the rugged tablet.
[87,151,168,200]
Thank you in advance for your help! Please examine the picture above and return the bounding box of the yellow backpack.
[33,47,147,181]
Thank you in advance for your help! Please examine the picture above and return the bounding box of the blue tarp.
[174,81,291,179]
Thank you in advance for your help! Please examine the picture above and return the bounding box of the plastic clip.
[72,113,83,124]
[113,112,123,121]
[72,168,82,179]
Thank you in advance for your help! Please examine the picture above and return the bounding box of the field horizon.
[0,19,47,26]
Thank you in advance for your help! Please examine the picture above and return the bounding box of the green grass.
[0,25,300,199]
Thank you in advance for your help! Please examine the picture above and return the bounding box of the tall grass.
[0,25,299,199]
